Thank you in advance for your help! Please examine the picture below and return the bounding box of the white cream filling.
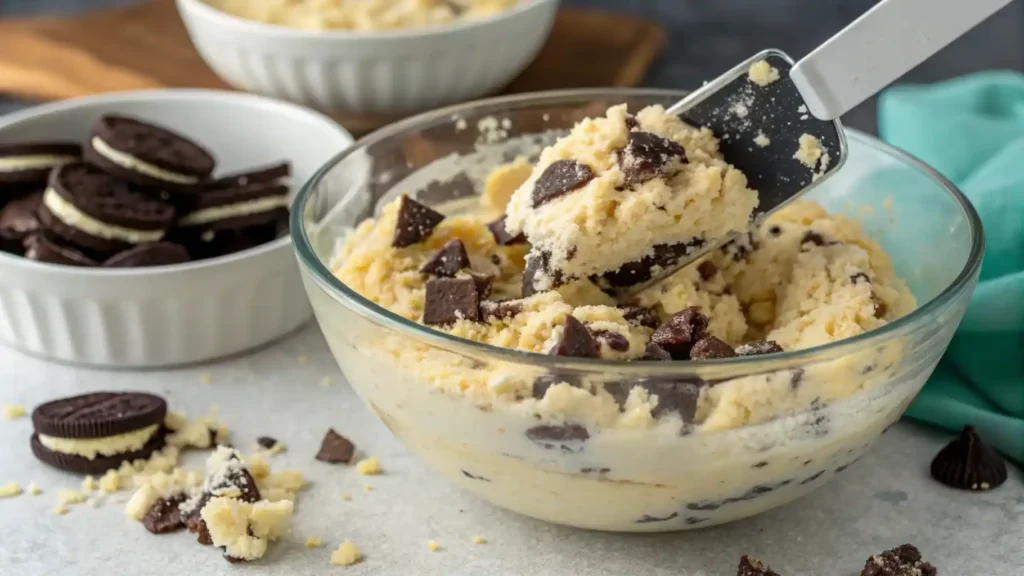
[90,137,199,185]
[178,195,290,227]
[38,424,160,460]
[0,155,77,172]
[43,188,166,244]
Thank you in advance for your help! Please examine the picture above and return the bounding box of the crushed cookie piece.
[738,555,781,576]
[860,544,937,576]
[689,336,737,360]
[651,307,709,360]
[316,429,356,464]
[420,239,471,277]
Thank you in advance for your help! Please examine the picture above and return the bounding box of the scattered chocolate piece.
[420,239,471,277]
[930,425,1007,491]
[738,555,781,576]
[549,316,600,358]
[392,195,444,248]
[650,307,709,360]
[620,131,686,186]
[618,306,659,329]
[142,494,188,534]
[850,272,871,284]
[642,342,673,361]
[315,428,356,464]
[487,216,526,245]
[531,159,595,207]
[689,336,737,360]
[423,277,480,326]
[480,299,523,320]
[860,544,937,576]
[256,436,278,450]
[592,330,630,352]
[697,260,718,281]
[735,340,784,356]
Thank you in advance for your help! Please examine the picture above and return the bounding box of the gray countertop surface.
[1,2,1023,574]
[1,325,1022,575]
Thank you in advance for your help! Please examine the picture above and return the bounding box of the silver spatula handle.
[791,0,1016,120]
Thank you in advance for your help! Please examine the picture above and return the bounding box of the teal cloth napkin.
[879,71,1024,464]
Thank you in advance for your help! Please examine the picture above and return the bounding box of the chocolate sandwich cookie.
[0,142,80,187]
[84,115,216,190]
[103,242,191,268]
[0,191,42,255]
[30,391,168,475]
[38,162,176,254]
[23,233,99,267]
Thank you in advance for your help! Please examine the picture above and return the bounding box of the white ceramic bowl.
[0,90,353,367]
[176,0,559,116]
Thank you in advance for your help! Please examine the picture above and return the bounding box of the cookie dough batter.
[206,0,518,31]
[503,104,759,292]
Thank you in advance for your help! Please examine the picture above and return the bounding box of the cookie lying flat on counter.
[0,142,81,188]
[38,162,176,254]
[30,392,169,475]
[84,115,216,190]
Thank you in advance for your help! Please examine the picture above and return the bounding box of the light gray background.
[1,1,1023,574]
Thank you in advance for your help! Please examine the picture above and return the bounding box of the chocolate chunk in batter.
[651,307,709,360]
[689,336,736,360]
[642,342,673,361]
[531,159,595,207]
[466,270,494,299]
[636,512,678,524]
[480,299,523,320]
[735,340,784,356]
[522,251,565,296]
[598,239,705,288]
[642,380,702,420]
[393,195,444,248]
[420,239,471,277]
[850,272,871,284]
[549,316,600,358]
[525,423,590,448]
[737,555,781,576]
[800,230,836,248]
[618,305,659,329]
[423,277,480,325]
[487,215,526,245]
[872,294,888,318]
[620,131,686,186]
[697,260,718,281]
[860,544,937,576]
[592,330,630,352]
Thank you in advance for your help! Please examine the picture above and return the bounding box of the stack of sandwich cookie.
[30,392,169,475]
[0,142,81,190]
[83,115,216,191]
[0,192,42,254]
[170,162,290,259]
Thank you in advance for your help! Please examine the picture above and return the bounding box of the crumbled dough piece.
[748,60,781,86]
[163,411,188,431]
[305,536,324,548]
[0,482,23,498]
[330,541,362,566]
[201,497,294,562]
[125,484,160,520]
[81,475,98,492]
[481,157,532,213]
[753,132,771,148]
[472,536,487,544]
[319,376,333,387]
[794,133,824,168]
[53,505,68,516]
[244,454,271,479]
[428,540,440,552]
[2,404,26,420]
[356,457,381,475]
[98,469,121,493]
[341,493,352,502]
[57,489,88,507]
[27,483,41,496]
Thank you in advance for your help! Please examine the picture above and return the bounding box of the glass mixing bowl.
[292,89,983,532]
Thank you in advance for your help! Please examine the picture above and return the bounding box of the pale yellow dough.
[206,0,518,31]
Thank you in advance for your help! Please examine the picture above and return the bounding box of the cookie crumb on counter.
[748,60,780,86]
[364,484,375,492]
[2,404,26,420]
[81,475,98,492]
[330,541,362,566]
[356,457,381,475]
[57,489,88,508]
[319,376,333,387]
[27,483,41,496]
[305,536,324,548]
[472,536,487,545]
[341,493,352,501]
[428,540,440,552]
[53,505,68,516]
[753,132,771,148]
[98,470,121,493]
[200,373,212,385]
[0,482,23,498]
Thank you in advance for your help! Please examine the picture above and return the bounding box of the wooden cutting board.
[0,0,666,135]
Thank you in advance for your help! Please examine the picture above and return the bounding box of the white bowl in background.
[175,0,559,116]
[0,90,353,367]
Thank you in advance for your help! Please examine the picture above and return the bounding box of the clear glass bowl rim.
[292,87,984,377]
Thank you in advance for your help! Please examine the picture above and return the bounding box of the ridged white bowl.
[0,90,353,367]
[176,0,559,115]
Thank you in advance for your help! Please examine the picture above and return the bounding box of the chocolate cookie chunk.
[738,555,781,576]
[393,195,444,248]
[531,159,595,207]
[651,307,709,360]
[0,142,80,187]
[420,239,471,277]
[689,336,736,360]
[619,131,686,186]
[103,242,190,268]
[315,428,356,464]
[0,191,42,255]
[423,277,480,326]
[38,162,176,254]
[84,115,216,189]
[32,391,167,439]
[861,544,937,576]
[487,216,526,245]
[142,494,189,534]
[23,233,99,267]
[549,316,600,358]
